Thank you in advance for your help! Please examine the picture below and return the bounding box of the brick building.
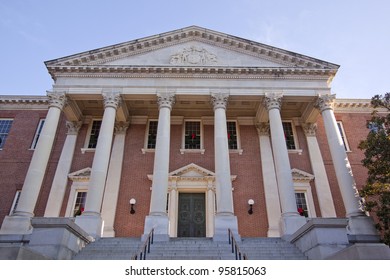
[0,26,389,259]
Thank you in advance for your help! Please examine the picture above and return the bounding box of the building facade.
[0,26,388,259]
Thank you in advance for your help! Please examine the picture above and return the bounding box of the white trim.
[65,181,89,217]
[9,190,21,215]
[337,121,351,152]
[0,118,13,150]
[227,120,243,155]
[29,119,45,150]
[282,120,300,151]
[181,119,205,154]
[294,183,317,218]
[82,118,102,150]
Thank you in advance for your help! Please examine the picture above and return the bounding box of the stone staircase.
[240,237,307,260]
[73,237,307,260]
[73,237,141,260]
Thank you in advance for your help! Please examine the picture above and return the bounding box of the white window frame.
[282,120,302,154]
[30,119,45,150]
[9,190,21,215]
[227,120,243,155]
[0,118,13,150]
[142,119,158,154]
[180,119,205,154]
[81,119,102,153]
[337,121,351,152]
[65,181,89,217]
[294,184,317,218]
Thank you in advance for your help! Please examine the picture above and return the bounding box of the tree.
[358,93,390,245]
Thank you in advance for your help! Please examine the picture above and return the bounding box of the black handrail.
[228,228,248,260]
[132,228,154,260]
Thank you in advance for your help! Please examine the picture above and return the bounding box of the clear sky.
[0,0,388,99]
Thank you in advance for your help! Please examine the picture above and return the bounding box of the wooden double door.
[177,193,206,237]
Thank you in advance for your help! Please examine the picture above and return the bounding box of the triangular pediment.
[68,167,91,181]
[291,168,314,182]
[45,26,339,77]
[169,163,215,178]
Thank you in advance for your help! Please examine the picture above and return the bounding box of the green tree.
[358,93,390,245]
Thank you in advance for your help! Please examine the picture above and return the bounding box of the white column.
[264,93,306,237]
[256,122,282,237]
[206,179,215,238]
[210,92,239,241]
[101,121,129,237]
[44,121,81,217]
[75,92,121,238]
[168,181,177,237]
[302,123,336,217]
[143,92,175,241]
[315,94,377,238]
[0,92,67,234]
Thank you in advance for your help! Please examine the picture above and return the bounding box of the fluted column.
[264,93,306,237]
[75,92,121,238]
[101,121,129,237]
[0,92,67,234]
[210,92,239,241]
[302,123,336,217]
[256,122,281,237]
[143,92,175,241]
[44,120,82,217]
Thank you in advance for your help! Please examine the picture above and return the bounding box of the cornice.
[45,26,339,78]
[0,95,49,110]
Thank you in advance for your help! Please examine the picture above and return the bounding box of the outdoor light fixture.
[248,199,254,215]
[130,198,136,214]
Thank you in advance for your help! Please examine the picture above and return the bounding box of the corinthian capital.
[264,93,283,111]
[302,123,317,137]
[210,92,229,110]
[157,92,176,110]
[102,92,122,109]
[314,94,336,112]
[66,121,82,135]
[114,121,130,135]
[255,122,270,136]
[47,91,67,110]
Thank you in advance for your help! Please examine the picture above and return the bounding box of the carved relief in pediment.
[170,46,218,65]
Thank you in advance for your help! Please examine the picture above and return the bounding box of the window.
[295,192,309,217]
[0,119,13,149]
[282,121,296,150]
[9,190,21,215]
[227,121,238,150]
[73,191,87,217]
[87,120,102,149]
[30,119,45,149]
[147,121,158,149]
[184,121,201,149]
[337,121,350,151]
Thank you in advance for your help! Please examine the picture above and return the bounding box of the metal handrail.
[228,228,248,260]
[132,228,154,260]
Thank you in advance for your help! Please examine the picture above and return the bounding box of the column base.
[102,226,115,238]
[267,227,281,237]
[280,214,307,240]
[0,215,33,235]
[213,214,240,242]
[143,215,169,242]
[74,214,102,240]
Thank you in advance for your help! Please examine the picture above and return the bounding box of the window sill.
[288,149,303,155]
[229,149,243,155]
[180,149,205,155]
[141,148,155,154]
[81,148,96,154]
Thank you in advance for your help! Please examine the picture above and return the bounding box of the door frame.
[177,192,206,237]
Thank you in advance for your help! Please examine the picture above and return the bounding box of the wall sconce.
[130,198,136,214]
[248,199,254,215]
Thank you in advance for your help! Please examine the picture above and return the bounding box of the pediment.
[291,168,314,182]
[68,167,91,182]
[169,163,215,178]
[45,26,339,77]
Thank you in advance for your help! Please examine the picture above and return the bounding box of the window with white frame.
[282,121,297,150]
[73,191,87,217]
[87,120,102,149]
[0,119,13,149]
[30,119,45,149]
[337,121,350,151]
[9,190,21,215]
[146,120,158,149]
[227,121,238,150]
[184,121,201,149]
[295,192,309,217]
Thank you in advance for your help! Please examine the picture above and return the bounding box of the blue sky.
[0,0,388,99]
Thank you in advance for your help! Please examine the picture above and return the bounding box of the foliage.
[358,93,390,245]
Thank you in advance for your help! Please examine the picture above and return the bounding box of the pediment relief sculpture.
[170,46,217,65]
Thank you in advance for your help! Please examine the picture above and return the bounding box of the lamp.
[130,198,136,214]
[248,199,254,215]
